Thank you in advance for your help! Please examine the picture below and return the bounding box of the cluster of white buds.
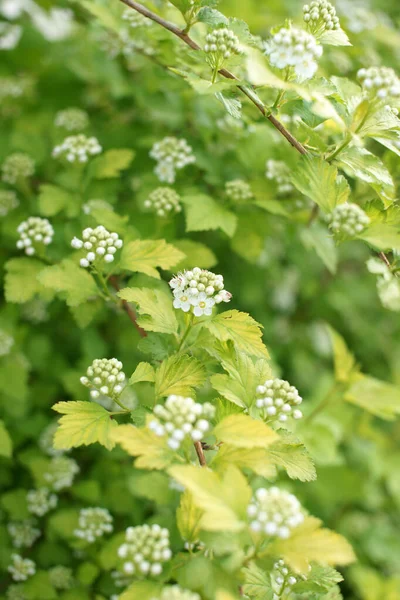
[144,187,182,217]
[149,395,215,450]
[48,566,75,590]
[7,521,41,549]
[74,507,113,543]
[0,190,19,216]
[16,217,54,256]
[1,153,35,184]
[265,160,294,195]
[150,137,196,184]
[0,329,14,356]
[26,488,58,517]
[255,378,303,422]
[5,584,27,600]
[81,358,126,400]
[152,587,201,600]
[247,487,305,538]
[7,555,36,582]
[122,8,152,28]
[71,225,123,268]
[43,456,80,491]
[271,560,298,599]
[39,422,65,456]
[0,76,31,102]
[117,524,172,578]
[169,267,232,316]
[204,28,241,71]
[225,179,253,203]
[357,67,400,101]
[54,107,89,131]
[328,203,370,237]
[264,26,322,80]
[52,134,102,163]
[303,1,341,35]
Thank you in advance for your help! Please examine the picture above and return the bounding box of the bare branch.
[194,441,207,467]
[109,276,148,338]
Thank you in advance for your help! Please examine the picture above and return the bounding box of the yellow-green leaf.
[203,310,269,358]
[327,326,358,383]
[0,420,12,458]
[118,287,178,335]
[38,260,98,307]
[91,148,135,179]
[345,375,400,420]
[291,156,346,212]
[182,193,237,237]
[112,424,176,470]
[130,362,155,385]
[4,258,49,304]
[213,414,278,448]
[267,438,317,482]
[211,444,275,478]
[155,354,207,398]
[52,401,118,450]
[120,239,185,279]
[176,491,203,544]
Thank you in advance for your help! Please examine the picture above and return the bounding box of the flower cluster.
[27,488,58,517]
[0,190,19,216]
[16,217,54,256]
[81,357,126,399]
[303,1,341,35]
[150,137,196,184]
[74,507,113,543]
[255,378,303,422]
[7,521,41,548]
[328,203,370,237]
[265,26,322,80]
[225,179,253,203]
[0,329,14,356]
[169,267,231,316]
[271,560,298,598]
[48,566,75,590]
[52,134,102,163]
[266,159,294,195]
[144,187,182,217]
[43,456,80,491]
[54,107,89,131]
[149,395,215,450]
[367,257,400,313]
[122,8,152,28]
[8,554,36,582]
[0,76,32,102]
[117,524,172,578]
[71,225,123,268]
[204,28,241,72]
[5,584,27,600]
[247,487,305,538]
[357,67,400,101]
[39,422,65,456]
[1,153,35,184]
[153,587,201,600]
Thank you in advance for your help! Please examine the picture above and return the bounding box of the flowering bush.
[1,0,400,599]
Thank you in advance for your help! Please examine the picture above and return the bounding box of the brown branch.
[378,251,391,269]
[194,441,207,467]
[119,0,307,155]
[109,276,147,338]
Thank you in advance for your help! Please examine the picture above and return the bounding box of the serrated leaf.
[267,438,317,482]
[326,326,357,382]
[211,444,276,478]
[291,156,346,212]
[271,516,356,572]
[345,375,400,420]
[319,28,351,46]
[38,184,76,217]
[91,148,135,179]
[0,420,12,458]
[155,354,207,398]
[38,259,98,307]
[176,491,203,544]
[182,194,237,237]
[197,7,228,26]
[173,239,217,270]
[213,414,278,448]
[203,310,269,358]
[118,287,178,335]
[359,223,400,252]
[90,206,129,234]
[4,258,49,304]
[52,401,118,450]
[215,92,242,119]
[242,563,274,600]
[112,424,176,470]
[293,563,343,593]
[120,239,185,278]
[130,362,155,385]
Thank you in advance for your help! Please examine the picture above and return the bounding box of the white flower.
[7,521,41,549]
[265,159,293,195]
[357,66,400,101]
[0,190,19,216]
[29,6,74,41]
[16,217,54,256]
[328,203,370,237]
[52,134,102,163]
[303,1,341,35]
[39,422,66,457]
[169,267,231,316]
[8,554,36,582]
[265,26,322,81]
[204,27,241,72]
[255,378,303,422]
[54,107,89,132]
[225,179,253,203]
[271,559,298,597]
[71,226,123,268]
[153,586,201,600]
[43,456,79,491]
[0,22,22,50]
[116,524,172,581]
[191,292,215,317]
[150,137,196,184]
[2,152,34,184]
[122,8,152,28]
[247,487,305,538]
[48,566,75,590]
[27,488,58,517]
[81,357,126,400]
[74,507,113,543]
[173,289,192,313]
[144,187,182,217]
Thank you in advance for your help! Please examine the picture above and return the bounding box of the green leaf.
[130,362,155,385]
[177,491,204,544]
[291,156,348,212]
[213,414,278,448]
[90,206,129,234]
[38,184,77,217]
[155,354,207,398]
[197,7,229,26]
[91,148,135,178]
[242,563,274,600]
[336,147,396,207]
[345,375,400,420]
[4,258,49,304]
[120,239,185,278]
[119,581,162,600]
[301,224,338,274]
[203,310,269,358]
[80,0,120,31]
[112,424,176,470]
[38,260,98,307]
[173,239,217,270]
[359,223,400,252]
[326,326,357,383]
[118,287,178,335]
[182,194,237,237]
[211,354,270,408]
[319,28,351,46]
[294,563,343,593]
[211,444,275,478]
[52,401,118,450]
[267,437,317,482]
[0,420,12,458]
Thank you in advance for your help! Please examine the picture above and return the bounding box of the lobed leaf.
[52,401,118,450]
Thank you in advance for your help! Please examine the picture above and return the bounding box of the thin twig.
[378,251,391,269]
[109,276,147,338]
[194,441,207,467]
[118,0,307,155]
